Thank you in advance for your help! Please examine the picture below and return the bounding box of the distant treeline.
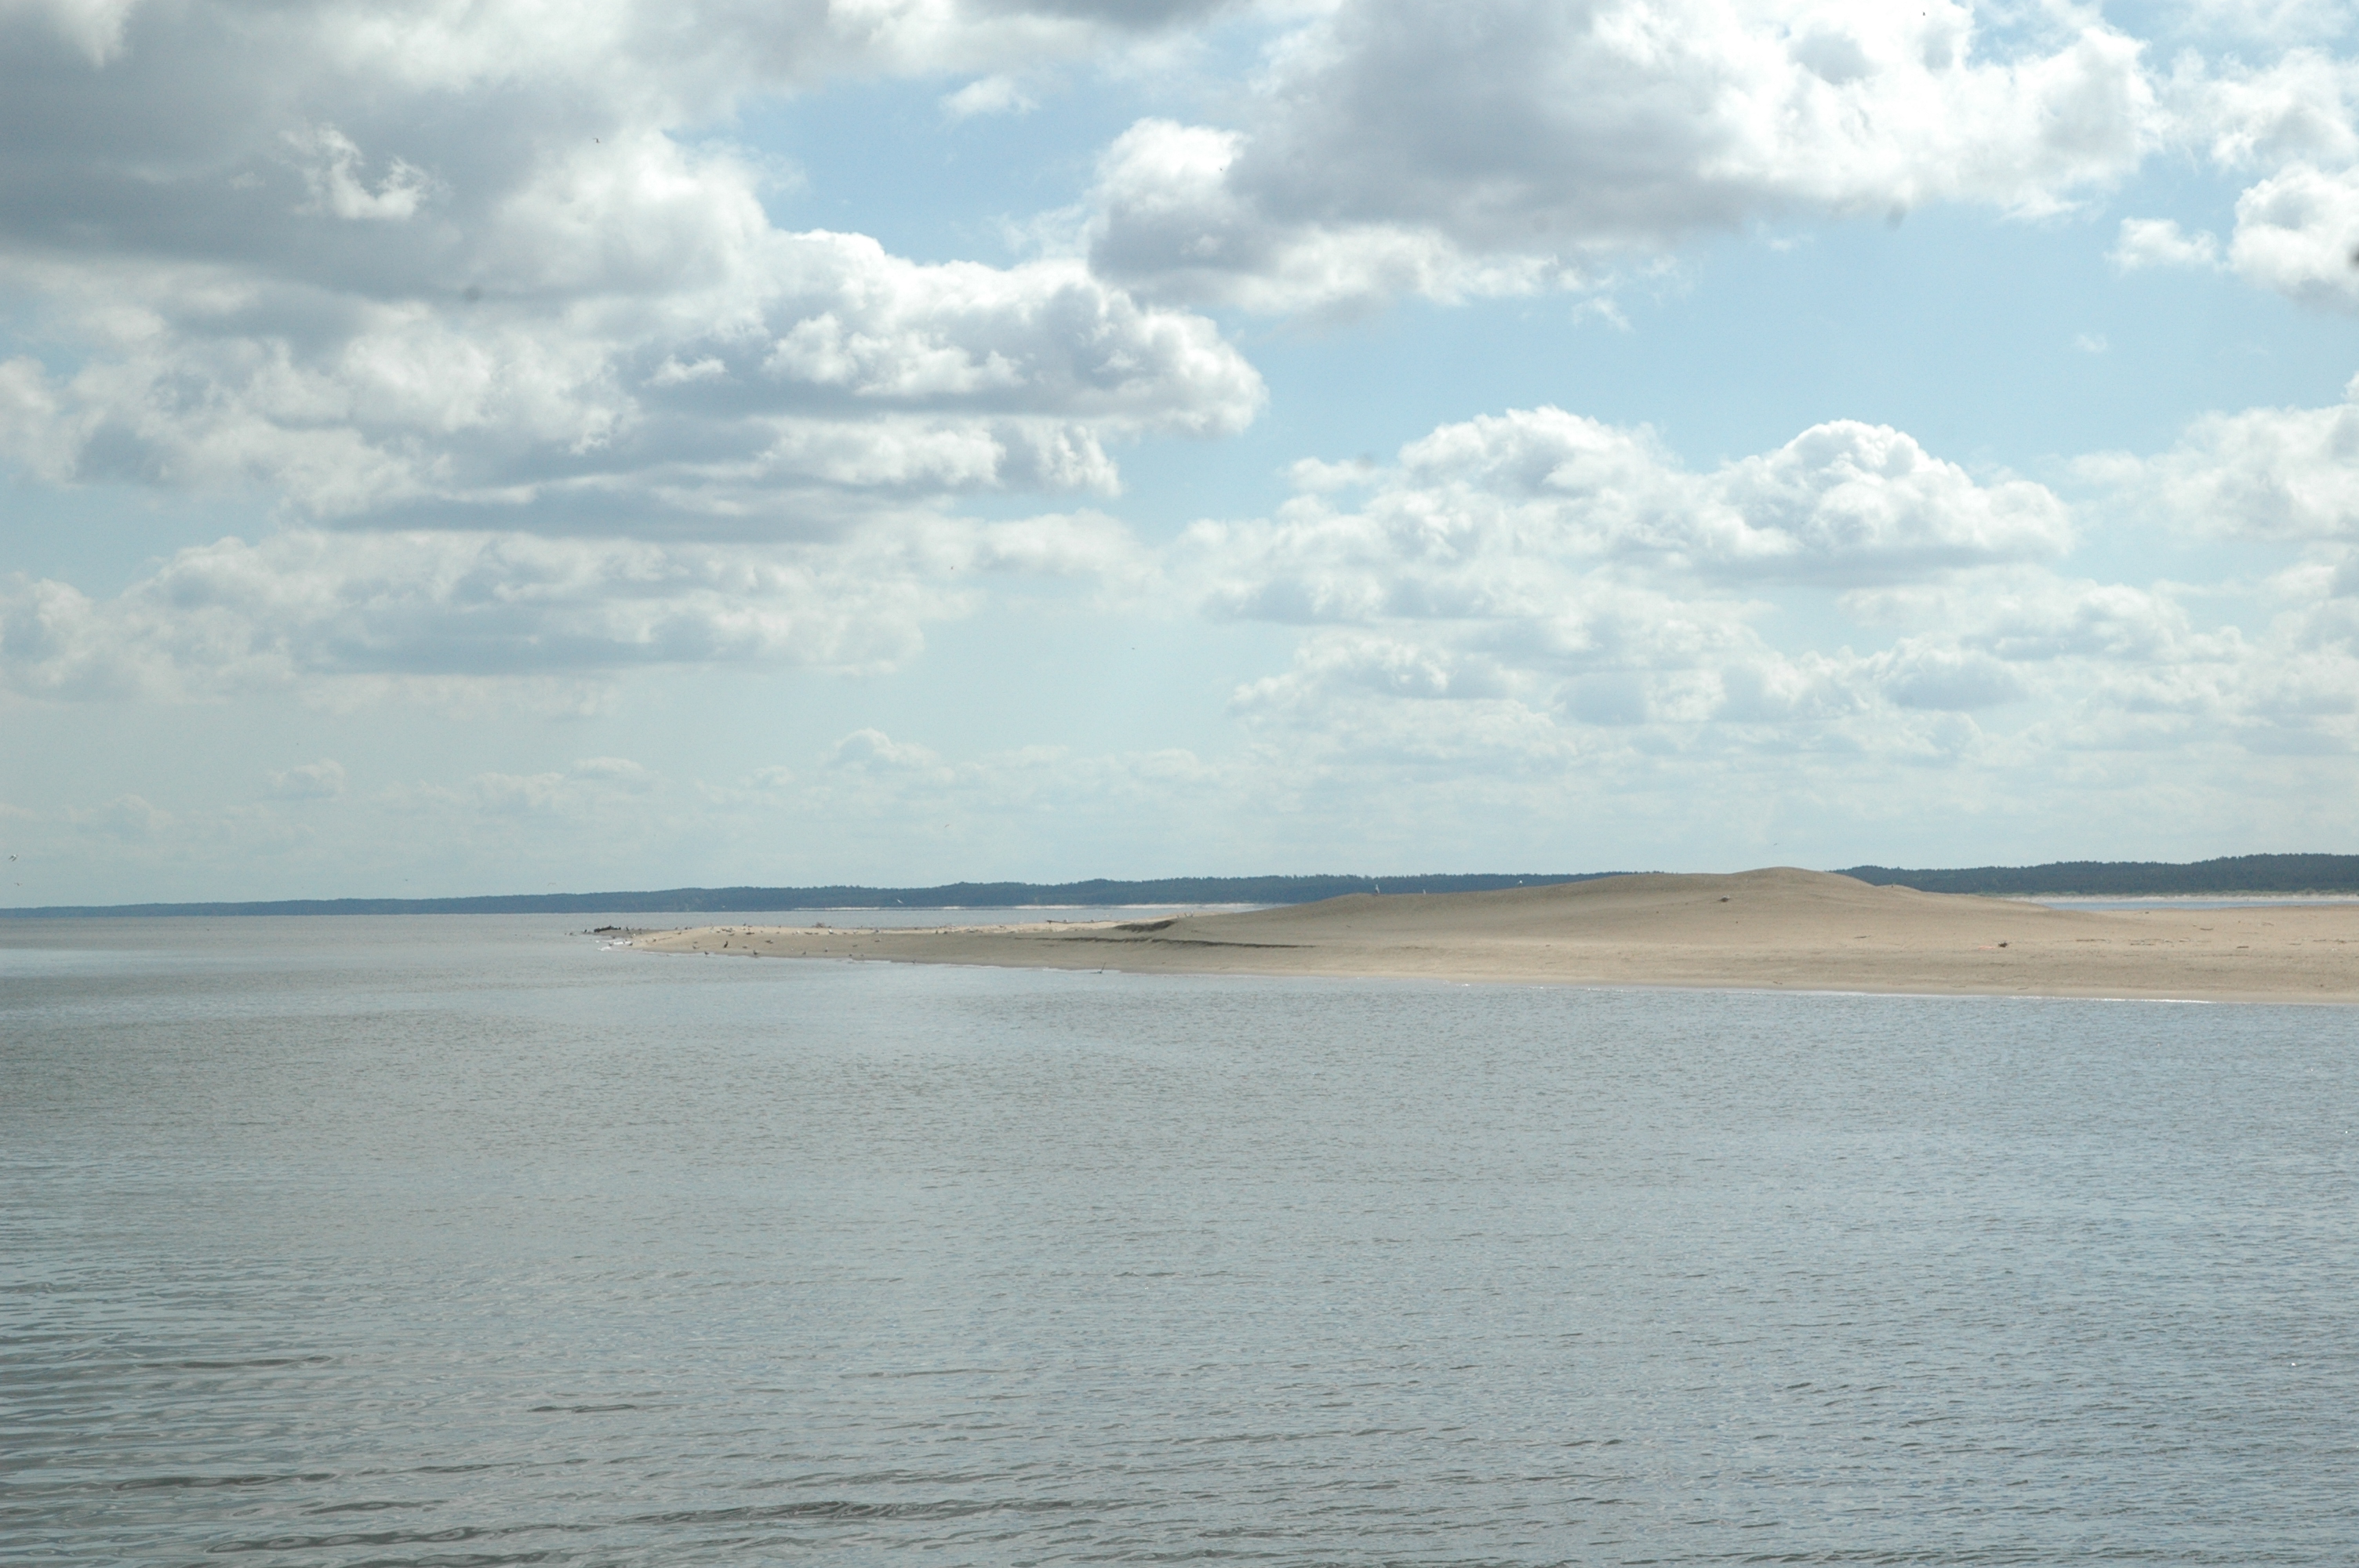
[0,872,1616,919]
[1840,854,2359,897]
[13,856,2355,918]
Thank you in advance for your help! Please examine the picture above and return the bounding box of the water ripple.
[2,915,2354,1564]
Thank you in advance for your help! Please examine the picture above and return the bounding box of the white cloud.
[2159,50,2359,314]
[0,511,1150,700]
[2164,0,2357,51]
[75,793,171,840]
[267,758,348,799]
[5,0,2358,890]
[459,760,669,816]
[1085,119,1573,313]
[1180,408,2069,628]
[1167,401,2358,774]
[1874,641,2027,711]
[941,74,1037,118]
[970,509,1157,586]
[1846,575,2231,666]
[289,125,434,222]
[2175,45,2359,172]
[569,755,656,790]
[1213,569,2357,778]
[2226,161,2359,310]
[0,1,1266,537]
[1085,0,2160,311]
[825,727,949,776]
[0,225,1264,529]
[2086,377,2359,540]
[2110,217,2220,271]
[0,240,1264,525]
[0,0,143,64]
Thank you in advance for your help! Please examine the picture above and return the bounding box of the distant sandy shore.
[632,868,2359,1004]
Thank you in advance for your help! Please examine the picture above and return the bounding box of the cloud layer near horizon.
[11,398,2353,761]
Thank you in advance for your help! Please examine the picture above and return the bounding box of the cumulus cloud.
[825,728,951,776]
[2226,161,2359,310]
[1874,641,2026,711]
[1171,402,2358,769]
[2175,45,2359,172]
[0,221,1264,531]
[2159,49,2359,314]
[0,0,142,64]
[267,758,348,800]
[2111,216,2221,270]
[289,125,435,222]
[1173,408,2071,752]
[1180,408,2069,628]
[1217,566,2357,769]
[2164,0,2357,50]
[0,0,1265,539]
[75,793,172,840]
[460,757,663,815]
[0,511,1148,699]
[2085,376,2359,540]
[1085,0,2159,311]
[941,74,1037,118]
[780,727,1231,852]
[9,0,2354,884]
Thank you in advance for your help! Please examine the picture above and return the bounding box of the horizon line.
[8,854,2359,917]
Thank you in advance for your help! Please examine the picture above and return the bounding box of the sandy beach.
[630,868,2359,1004]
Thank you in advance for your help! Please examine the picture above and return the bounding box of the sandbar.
[631,868,2359,1004]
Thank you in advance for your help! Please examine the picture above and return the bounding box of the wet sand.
[631,868,2359,1003]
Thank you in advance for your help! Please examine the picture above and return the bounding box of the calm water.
[4,915,2356,1566]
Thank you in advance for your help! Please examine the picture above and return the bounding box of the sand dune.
[633,868,2359,1003]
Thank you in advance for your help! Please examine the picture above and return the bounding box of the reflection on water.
[4,915,2355,1564]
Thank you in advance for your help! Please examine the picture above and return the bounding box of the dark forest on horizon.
[7,855,2358,917]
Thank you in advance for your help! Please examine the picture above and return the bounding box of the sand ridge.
[631,868,2359,1004]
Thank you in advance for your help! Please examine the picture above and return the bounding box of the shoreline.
[631,868,2359,1005]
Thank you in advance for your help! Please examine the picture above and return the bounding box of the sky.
[4,0,2359,903]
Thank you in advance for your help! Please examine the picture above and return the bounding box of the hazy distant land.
[1838,853,2359,898]
[7,853,2359,918]
[637,868,2359,1005]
